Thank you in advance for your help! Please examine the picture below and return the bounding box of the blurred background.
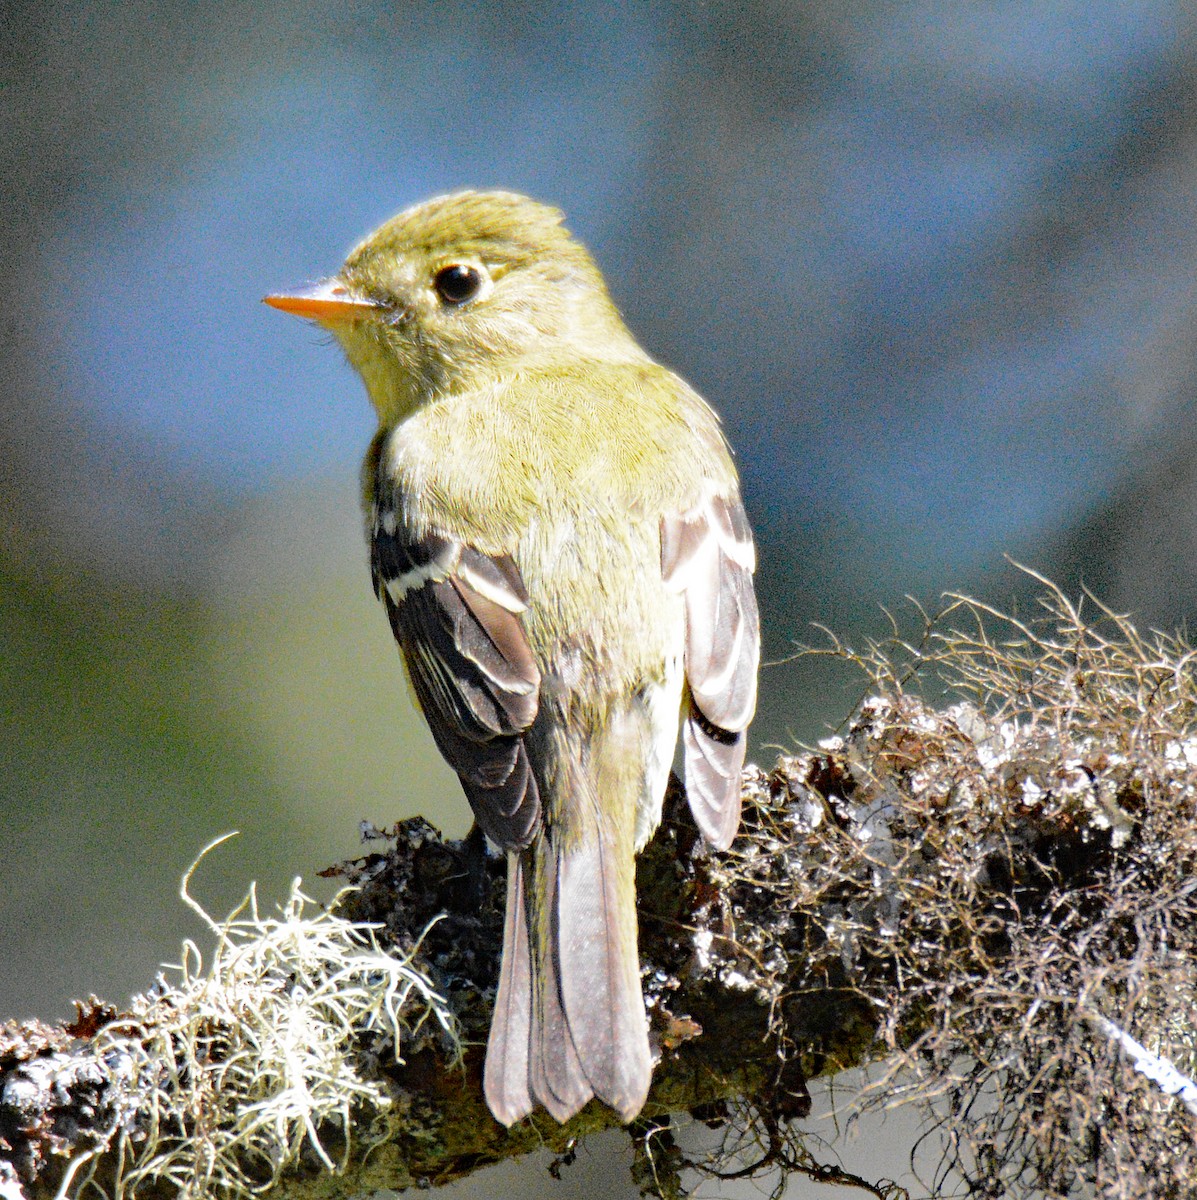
[4,0,1197,1193]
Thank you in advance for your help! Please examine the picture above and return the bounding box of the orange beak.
[263,278,383,322]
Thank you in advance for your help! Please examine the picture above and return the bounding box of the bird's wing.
[662,493,760,850]
[371,522,542,850]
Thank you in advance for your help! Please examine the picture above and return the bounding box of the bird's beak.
[263,278,383,323]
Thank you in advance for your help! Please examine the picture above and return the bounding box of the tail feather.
[484,853,533,1126]
[482,715,656,1127]
[557,833,651,1120]
[528,842,593,1121]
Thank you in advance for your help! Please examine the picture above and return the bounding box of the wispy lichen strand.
[75,853,457,1200]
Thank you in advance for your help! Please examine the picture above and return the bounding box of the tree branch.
[4,580,1197,1200]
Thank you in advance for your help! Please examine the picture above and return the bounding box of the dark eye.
[433,264,485,305]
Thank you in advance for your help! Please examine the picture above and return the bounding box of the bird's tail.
[484,733,651,1126]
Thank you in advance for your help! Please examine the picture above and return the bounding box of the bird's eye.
[433,264,486,305]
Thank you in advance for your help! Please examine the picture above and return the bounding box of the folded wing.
[371,521,542,850]
[662,493,759,850]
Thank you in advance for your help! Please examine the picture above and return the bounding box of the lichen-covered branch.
[4,579,1197,1200]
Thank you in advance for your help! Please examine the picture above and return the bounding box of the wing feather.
[663,494,760,850]
[372,521,542,850]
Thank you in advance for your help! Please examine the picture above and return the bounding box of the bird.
[265,190,759,1127]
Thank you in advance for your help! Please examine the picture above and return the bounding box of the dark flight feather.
[371,523,542,850]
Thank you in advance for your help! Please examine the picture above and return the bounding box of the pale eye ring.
[433,263,486,305]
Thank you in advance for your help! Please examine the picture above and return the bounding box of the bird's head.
[266,190,639,425]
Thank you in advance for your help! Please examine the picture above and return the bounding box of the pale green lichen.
[66,837,458,1200]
